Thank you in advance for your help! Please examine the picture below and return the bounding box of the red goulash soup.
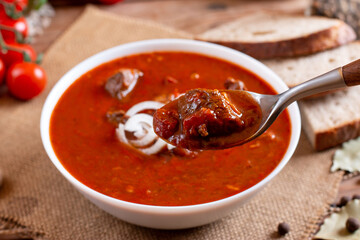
[50,52,291,206]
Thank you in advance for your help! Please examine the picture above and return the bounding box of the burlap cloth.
[0,6,344,240]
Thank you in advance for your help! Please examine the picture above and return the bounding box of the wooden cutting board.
[37,0,308,51]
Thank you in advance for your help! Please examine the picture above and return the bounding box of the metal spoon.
[154,59,360,149]
[243,59,360,145]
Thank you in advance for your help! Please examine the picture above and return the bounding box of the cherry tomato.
[0,15,28,42]
[0,58,5,85]
[6,62,46,100]
[0,42,36,67]
[98,0,123,5]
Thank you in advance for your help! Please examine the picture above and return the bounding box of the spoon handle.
[279,68,345,106]
[254,59,360,144]
[342,59,360,86]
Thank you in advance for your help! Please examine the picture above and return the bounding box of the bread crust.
[300,91,360,151]
[314,120,360,151]
[196,22,356,59]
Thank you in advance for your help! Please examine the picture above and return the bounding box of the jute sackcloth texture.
[0,5,344,239]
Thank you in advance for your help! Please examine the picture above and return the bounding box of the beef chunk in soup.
[153,88,263,150]
[154,89,246,140]
[153,108,179,139]
[105,69,143,100]
[224,77,247,91]
[106,109,128,125]
[179,89,245,138]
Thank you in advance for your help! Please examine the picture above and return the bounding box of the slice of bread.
[265,41,360,151]
[263,42,360,88]
[300,86,360,151]
[196,12,356,59]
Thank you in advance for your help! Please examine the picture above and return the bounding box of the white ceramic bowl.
[40,39,301,229]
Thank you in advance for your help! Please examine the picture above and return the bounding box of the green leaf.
[34,0,47,10]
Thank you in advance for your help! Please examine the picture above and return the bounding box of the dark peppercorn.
[346,217,360,233]
[330,203,337,208]
[207,2,227,10]
[353,194,360,200]
[340,196,352,206]
[278,222,290,236]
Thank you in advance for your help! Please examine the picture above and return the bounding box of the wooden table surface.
[18,0,358,235]
[1,0,359,238]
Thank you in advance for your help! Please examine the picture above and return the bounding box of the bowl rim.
[40,38,301,214]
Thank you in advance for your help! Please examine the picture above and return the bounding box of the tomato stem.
[35,52,42,64]
[0,24,25,43]
[0,0,45,64]
[0,30,8,50]
[0,29,31,62]
[0,0,24,19]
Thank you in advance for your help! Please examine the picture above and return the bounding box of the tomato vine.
[0,0,47,100]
